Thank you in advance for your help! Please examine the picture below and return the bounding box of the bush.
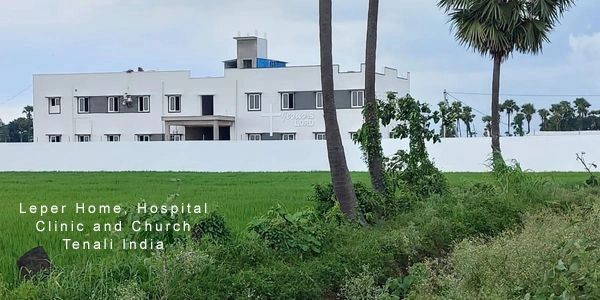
[309,182,409,224]
[192,211,231,243]
[116,191,194,247]
[407,199,600,299]
[248,206,325,256]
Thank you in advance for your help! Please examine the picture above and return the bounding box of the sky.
[0,0,599,134]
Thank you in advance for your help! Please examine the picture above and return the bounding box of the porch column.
[164,122,171,141]
[213,121,220,141]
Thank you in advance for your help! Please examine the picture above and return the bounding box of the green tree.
[438,0,574,157]
[438,101,456,138]
[520,103,536,134]
[461,106,475,137]
[319,0,359,220]
[500,99,519,136]
[450,101,463,137]
[7,117,33,142]
[538,108,550,131]
[362,0,386,194]
[22,105,33,120]
[482,115,492,137]
[574,97,591,130]
[512,113,525,136]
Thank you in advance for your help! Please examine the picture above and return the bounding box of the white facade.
[33,37,410,143]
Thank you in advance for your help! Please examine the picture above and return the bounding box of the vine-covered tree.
[482,115,492,137]
[461,106,475,137]
[438,0,575,158]
[362,0,387,194]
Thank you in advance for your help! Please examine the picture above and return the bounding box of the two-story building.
[33,36,410,142]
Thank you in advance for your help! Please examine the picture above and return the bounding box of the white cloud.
[569,32,600,60]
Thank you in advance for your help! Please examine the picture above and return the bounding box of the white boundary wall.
[0,136,598,172]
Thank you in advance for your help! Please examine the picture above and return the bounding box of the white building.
[33,37,410,143]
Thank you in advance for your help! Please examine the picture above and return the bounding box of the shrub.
[116,190,193,247]
[191,211,231,243]
[309,182,409,224]
[248,206,325,256]
[407,200,600,299]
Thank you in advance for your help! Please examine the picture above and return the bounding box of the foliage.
[116,179,192,247]
[2,172,599,299]
[576,152,599,187]
[309,182,409,224]
[407,198,600,299]
[191,211,231,243]
[380,93,446,197]
[248,206,325,256]
[512,112,526,136]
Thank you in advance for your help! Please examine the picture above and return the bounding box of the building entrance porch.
[162,116,234,141]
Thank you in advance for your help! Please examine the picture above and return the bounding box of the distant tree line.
[480,98,599,137]
[0,105,34,142]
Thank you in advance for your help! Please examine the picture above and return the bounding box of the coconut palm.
[318,0,359,220]
[538,108,550,131]
[482,115,492,137]
[500,99,519,136]
[520,103,535,134]
[363,0,386,194]
[574,97,591,130]
[22,105,33,120]
[461,106,475,137]
[512,113,526,136]
[438,0,575,157]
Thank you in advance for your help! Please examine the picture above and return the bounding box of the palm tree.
[573,97,591,130]
[363,0,386,194]
[22,105,33,120]
[319,0,359,220]
[538,108,550,131]
[512,113,525,136]
[520,103,535,134]
[450,101,463,137]
[461,106,474,137]
[500,99,519,136]
[482,115,492,137]
[438,0,575,158]
[550,103,566,131]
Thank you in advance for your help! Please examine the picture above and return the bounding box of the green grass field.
[0,172,590,283]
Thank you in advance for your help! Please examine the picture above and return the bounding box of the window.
[170,134,183,141]
[281,93,295,110]
[282,133,296,141]
[108,97,119,112]
[77,135,90,142]
[315,92,323,109]
[138,96,150,112]
[106,134,120,142]
[315,132,326,140]
[351,91,364,108]
[350,132,358,140]
[243,59,252,69]
[247,94,261,111]
[248,133,261,141]
[48,135,61,143]
[48,97,61,114]
[78,97,89,113]
[168,95,181,113]
[137,135,150,142]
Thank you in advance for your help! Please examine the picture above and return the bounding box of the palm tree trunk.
[364,0,386,194]
[526,120,531,134]
[507,113,511,136]
[491,55,502,157]
[319,0,358,220]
